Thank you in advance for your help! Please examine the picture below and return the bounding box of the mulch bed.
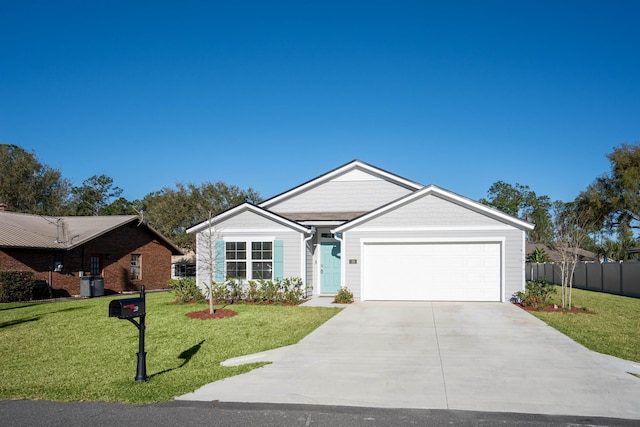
[516,303,594,314]
[186,309,237,320]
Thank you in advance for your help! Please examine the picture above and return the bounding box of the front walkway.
[177,302,640,420]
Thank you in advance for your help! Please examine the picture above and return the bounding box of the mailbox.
[109,297,145,319]
[108,285,148,382]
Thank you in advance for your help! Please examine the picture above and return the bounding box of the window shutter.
[214,240,225,282]
[273,240,284,279]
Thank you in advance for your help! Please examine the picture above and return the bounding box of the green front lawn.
[0,292,341,404]
[526,287,640,363]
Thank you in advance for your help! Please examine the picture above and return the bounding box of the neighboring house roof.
[525,242,597,262]
[187,202,311,234]
[173,250,196,264]
[334,185,535,233]
[0,211,183,254]
[259,159,424,210]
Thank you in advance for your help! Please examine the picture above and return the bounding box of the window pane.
[227,261,246,279]
[252,261,272,280]
[251,241,272,263]
[226,242,247,260]
[130,254,141,280]
[90,256,101,275]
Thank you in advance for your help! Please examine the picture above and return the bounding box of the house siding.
[267,176,414,214]
[339,194,526,302]
[214,210,296,230]
[194,214,304,291]
[361,194,504,228]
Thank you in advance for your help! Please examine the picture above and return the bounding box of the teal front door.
[320,241,341,293]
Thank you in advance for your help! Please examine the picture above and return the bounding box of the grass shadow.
[0,303,39,311]
[149,340,205,379]
[0,317,40,329]
[0,306,87,330]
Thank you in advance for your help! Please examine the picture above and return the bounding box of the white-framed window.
[130,254,141,280]
[225,241,273,280]
[173,263,196,278]
[225,241,247,279]
[251,241,273,280]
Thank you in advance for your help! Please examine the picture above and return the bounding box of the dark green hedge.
[0,271,35,302]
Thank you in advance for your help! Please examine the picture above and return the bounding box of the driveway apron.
[176,302,640,420]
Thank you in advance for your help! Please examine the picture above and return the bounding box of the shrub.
[526,247,551,263]
[246,280,260,303]
[515,279,556,310]
[226,279,245,302]
[333,286,354,304]
[281,277,305,305]
[0,271,35,303]
[209,280,229,303]
[258,279,281,303]
[168,278,204,303]
[194,277,308,305]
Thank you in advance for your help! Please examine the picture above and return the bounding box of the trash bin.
[80,277,91,297]
[80,276,105,297]
[93,276,104,297]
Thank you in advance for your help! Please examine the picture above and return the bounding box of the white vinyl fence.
[526,262,640,298]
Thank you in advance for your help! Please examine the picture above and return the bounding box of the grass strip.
[526,287,640,363]
[0,292,341,404]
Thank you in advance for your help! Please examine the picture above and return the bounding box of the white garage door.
[362,242,501,301]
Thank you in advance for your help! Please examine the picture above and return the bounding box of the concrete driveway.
[176,302,640,420]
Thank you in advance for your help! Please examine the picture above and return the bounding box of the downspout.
[302,227,316,298]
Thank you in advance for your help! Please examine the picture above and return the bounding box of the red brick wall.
[0,222,175,296]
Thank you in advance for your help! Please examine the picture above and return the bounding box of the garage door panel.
[363,242,501,301]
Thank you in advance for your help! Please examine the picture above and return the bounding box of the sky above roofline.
[1,1,637,205]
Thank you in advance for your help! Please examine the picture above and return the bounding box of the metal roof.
[0,211,182,254]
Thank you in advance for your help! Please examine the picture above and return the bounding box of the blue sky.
[1,1,638,205]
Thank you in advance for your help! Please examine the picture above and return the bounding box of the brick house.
[0,206,182,297]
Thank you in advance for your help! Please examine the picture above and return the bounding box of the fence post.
[584,262,588,290]
[620,262,623,295]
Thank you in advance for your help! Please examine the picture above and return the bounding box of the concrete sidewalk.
[176,302,640,420]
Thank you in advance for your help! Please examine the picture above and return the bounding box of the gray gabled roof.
[333,184,535,233]
[0,211,183,254]
[186,202,311,235]
[259,159,424,209]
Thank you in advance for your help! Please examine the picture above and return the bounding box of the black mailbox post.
[108,285,148,382]
[109,297,145,319]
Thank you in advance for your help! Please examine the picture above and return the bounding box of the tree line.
[2,142,639,257]
[480,143,640,261]
[0,144,261,251]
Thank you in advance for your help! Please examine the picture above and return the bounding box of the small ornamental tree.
[553,202,592,309]
[196,212,223,314]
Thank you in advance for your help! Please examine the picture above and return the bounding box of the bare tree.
[196,212,222,314]
[553,202,592,309]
